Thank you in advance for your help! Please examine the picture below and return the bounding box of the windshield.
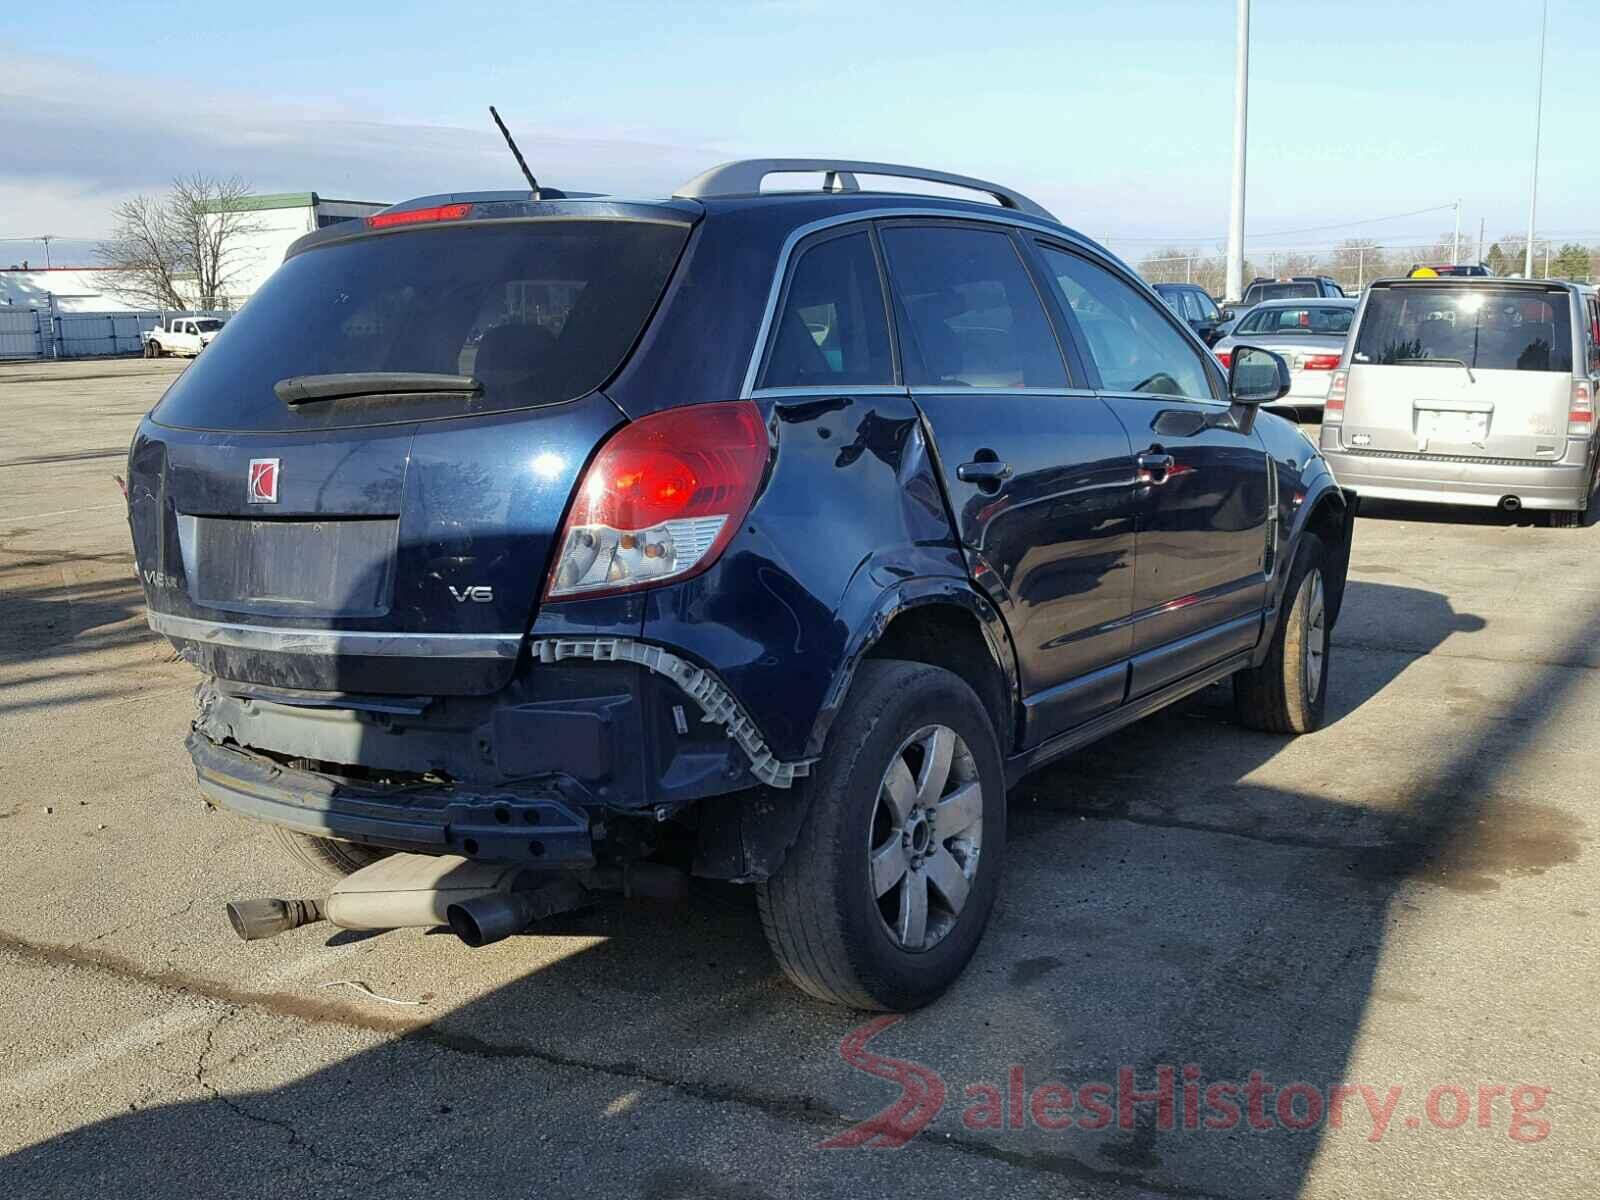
[153,219,691,432]
[1237,305,1353,335]
[1352,286,1573,373]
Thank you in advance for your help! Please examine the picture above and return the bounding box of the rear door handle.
[1136,451,1176,483]
[956,460,1014,484]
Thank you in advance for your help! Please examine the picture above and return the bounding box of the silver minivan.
[1322,277,1600,526]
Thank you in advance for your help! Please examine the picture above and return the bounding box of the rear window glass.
[1237,305,1353,335]
[760,231,892,388]
[1250,283,1319,302]
[153,220,689,431]
[1353,286,1573,373]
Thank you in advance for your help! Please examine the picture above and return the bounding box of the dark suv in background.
[1222,275,1347,325]
[1153,282,1227,345]
[128,159,1356,1010]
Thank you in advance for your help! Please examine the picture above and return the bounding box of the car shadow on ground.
[5,579,1581,1200]
[1357,496,1597,530]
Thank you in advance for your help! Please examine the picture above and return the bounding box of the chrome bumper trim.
[147,611,521,659]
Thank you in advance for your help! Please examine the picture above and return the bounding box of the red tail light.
[1216,351,1233,369]
[544,402,769,599]
[1303,355,1341,371]
[1324,370,1348,423]
[1570,381,1594,438]
[367,202,472,229]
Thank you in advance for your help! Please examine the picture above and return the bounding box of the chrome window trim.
[147,612,521,659]
[908,386,1101,398]
[739,207,1097,399]
[750,385,909,398]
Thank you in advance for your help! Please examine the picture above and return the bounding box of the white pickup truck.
[142,316,225,358]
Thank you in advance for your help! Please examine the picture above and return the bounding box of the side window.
[759,231,892,389]
[1180,290,1206,322]
[879,225,1067,389]
[1196,293,1221,321]
[1039,246,1217,401]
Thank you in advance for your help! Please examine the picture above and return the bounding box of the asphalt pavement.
[0,358,1594,1198]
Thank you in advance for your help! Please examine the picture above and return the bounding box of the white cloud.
[0,49,723,257]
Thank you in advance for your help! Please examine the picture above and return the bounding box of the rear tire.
[756,660,1005,1011]
[1234,533,1330,734]
[270,826,389,878]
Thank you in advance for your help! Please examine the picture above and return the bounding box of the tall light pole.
[1451,200,1460,266]
[1224,0,1249,302]
[40,235,53,270]
[1524,0,1548,278]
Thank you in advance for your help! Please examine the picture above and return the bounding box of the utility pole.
[1224,0,1249,302]
[1357,246,1365,292]
[1477,217,1485,266]
[1524,0,1548,278]
[40,235,53,270]
[1452,200,1460,265]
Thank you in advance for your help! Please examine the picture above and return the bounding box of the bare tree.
[96,193,185,309]
[97,175,265,310]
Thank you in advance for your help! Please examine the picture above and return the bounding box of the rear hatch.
[128,201,696,694]
[1224,301,1352,399]
[1338,281,1577,461]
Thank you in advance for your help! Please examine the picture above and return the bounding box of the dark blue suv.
[128,159,1356,1010]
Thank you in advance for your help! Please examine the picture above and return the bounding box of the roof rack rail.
[673,159,1056,222]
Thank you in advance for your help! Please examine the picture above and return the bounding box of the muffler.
[225,853,537,942]
[1501,495,1522,512]
[225,852,692,946]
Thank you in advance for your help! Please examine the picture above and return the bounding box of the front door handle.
[1136,451,1177,484]
[957,460,1014,485]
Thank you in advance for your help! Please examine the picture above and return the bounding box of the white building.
[200,191,389,307]
[0,267,129,312]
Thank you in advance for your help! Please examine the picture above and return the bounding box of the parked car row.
[124,160,1600,1011]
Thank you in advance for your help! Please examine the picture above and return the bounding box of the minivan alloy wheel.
[1301,569,1327,699]
[869,724,984,952]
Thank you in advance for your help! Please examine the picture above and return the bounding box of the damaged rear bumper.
[190,733,595,865]
[184,636,816,865]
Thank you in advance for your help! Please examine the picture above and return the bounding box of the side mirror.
[1225,345,1291,434]
[1228,345,1291,404]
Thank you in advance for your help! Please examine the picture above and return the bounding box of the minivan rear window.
[1352,285,1573,373]
[152,220,690,432]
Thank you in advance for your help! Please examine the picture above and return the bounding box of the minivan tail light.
[1570,381,1594,438]
[1303,354,1341,371]
[367,202,472,229]
[1324,370,1348,423]
[544,402,769,600]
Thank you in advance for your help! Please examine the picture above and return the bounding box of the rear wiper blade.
[1413,357,1476,384]
[275,373,483,405]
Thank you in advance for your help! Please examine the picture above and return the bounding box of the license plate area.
[176,514,399,617]
[1414,404,1491,447]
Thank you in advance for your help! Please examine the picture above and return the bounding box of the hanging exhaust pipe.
[227,897,326,941]
[447,877,588,948]
[447,863,691,948]
[1501,495,1522,512]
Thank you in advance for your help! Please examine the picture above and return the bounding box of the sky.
[3,0,1597,267]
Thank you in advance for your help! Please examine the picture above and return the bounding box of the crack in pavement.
[0,929,1234,1200]
[192,1007,377,1176]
